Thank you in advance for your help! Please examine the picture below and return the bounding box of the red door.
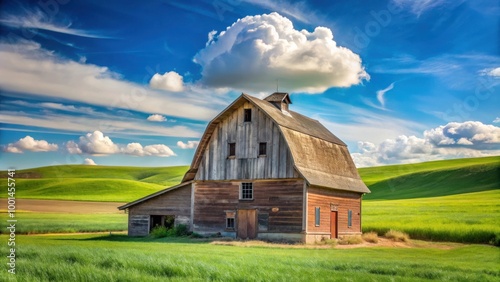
[330,211,338,239]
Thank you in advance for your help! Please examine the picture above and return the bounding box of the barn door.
[330,211,338,239]
[237,209,257,239]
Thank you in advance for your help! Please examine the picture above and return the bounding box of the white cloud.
[4,136,58,153]
[352,121,500,167]
[67,131,176,157]
[83,158,97,165]
[122,143,175,157]
[149,71,184,92]
[66,141,82,154]
[424,121,500,149]
[494,117,500,123]
[0,8,109,38]
[177,140,200,149]
[0,41,219,121]
[481,67,500,77]
[194,12,369,94]
[74,131,120,155]
[376,83,394,108]
[147,114,167,122]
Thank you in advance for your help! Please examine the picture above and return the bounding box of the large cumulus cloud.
[194,12,369,94]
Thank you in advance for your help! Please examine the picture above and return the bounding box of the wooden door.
[237,209,257,239]
[330,211,338,239]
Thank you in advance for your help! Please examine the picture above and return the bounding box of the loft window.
[228,143,236,157]
[240,182,253,200]
[244,109,252,122]
[348,210,353,227]
[226,211,235,230]
[259,142,267,156]
[315,207,320,226]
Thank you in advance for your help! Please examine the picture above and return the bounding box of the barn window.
[228,143,236,157]
[244,109,252,122]
[259,142,267,156]
[315,207,320,226]
[226,211,235,230]
[348,210,353,227]
[240,182,253,200]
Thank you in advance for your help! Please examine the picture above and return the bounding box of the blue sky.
[0,0,499,169]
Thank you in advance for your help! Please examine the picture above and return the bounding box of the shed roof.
[118,181,192,210]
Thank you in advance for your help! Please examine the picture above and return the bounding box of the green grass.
[358,156,500,187]
[2,234,499,281]
[2,165,188,202]
[13,178,166,202]
[0,212,127,234]
[358,156,500,244]
[363,190,500,244]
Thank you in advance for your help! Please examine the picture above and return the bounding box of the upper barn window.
[240,183,253,200]
[244,109,252,122]
[259,142,267,156]
[228,143,236,157]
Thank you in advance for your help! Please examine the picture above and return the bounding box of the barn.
[118,92,370,243]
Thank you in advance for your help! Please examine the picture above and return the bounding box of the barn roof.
[183,93,370,194]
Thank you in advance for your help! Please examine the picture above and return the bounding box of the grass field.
[7,213,127,234]
[2,157,498,244]
[2,234,499,281]
[363,190,500,244]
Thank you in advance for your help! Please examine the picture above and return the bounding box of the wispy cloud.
[391,0,457,16]
[376,83,394,108]
[0,8,111,38]
[0,110,202,138]
[241,0,318,24]
[0,40,222,121]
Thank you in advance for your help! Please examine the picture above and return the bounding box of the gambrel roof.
[183,93,370,194]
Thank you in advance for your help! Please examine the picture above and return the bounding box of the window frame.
[259,142,267,156]
[240,182,254,200]
[228,142,236,158]
[244,108,252,122]
[315,207,320,226]
[347,209,352,228]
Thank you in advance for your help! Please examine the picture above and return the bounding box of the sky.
[0,0,499,170]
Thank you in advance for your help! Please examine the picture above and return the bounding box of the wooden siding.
[195,102,297,181]
[193,180,304,233]
[128,184,192,236]
[307,186,361,235]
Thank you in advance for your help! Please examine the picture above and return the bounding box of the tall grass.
[4,234,499,281]
[0,212,127,234]
[363,190,500,245]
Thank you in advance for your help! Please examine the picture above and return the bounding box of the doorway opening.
[150,215,175,232]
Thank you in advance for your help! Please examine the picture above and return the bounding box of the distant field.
[358,156,500,187]
[4,234,499,281]
[2,165,188,202]
[363,190,500,244]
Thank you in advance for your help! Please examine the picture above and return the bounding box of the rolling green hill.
[359,156,500,200]
[3,165,189,202]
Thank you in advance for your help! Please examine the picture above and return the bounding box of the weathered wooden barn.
[119,92,370,243]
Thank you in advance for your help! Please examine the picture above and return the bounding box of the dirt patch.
[210,237,462,250]
[0,198,126,214]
